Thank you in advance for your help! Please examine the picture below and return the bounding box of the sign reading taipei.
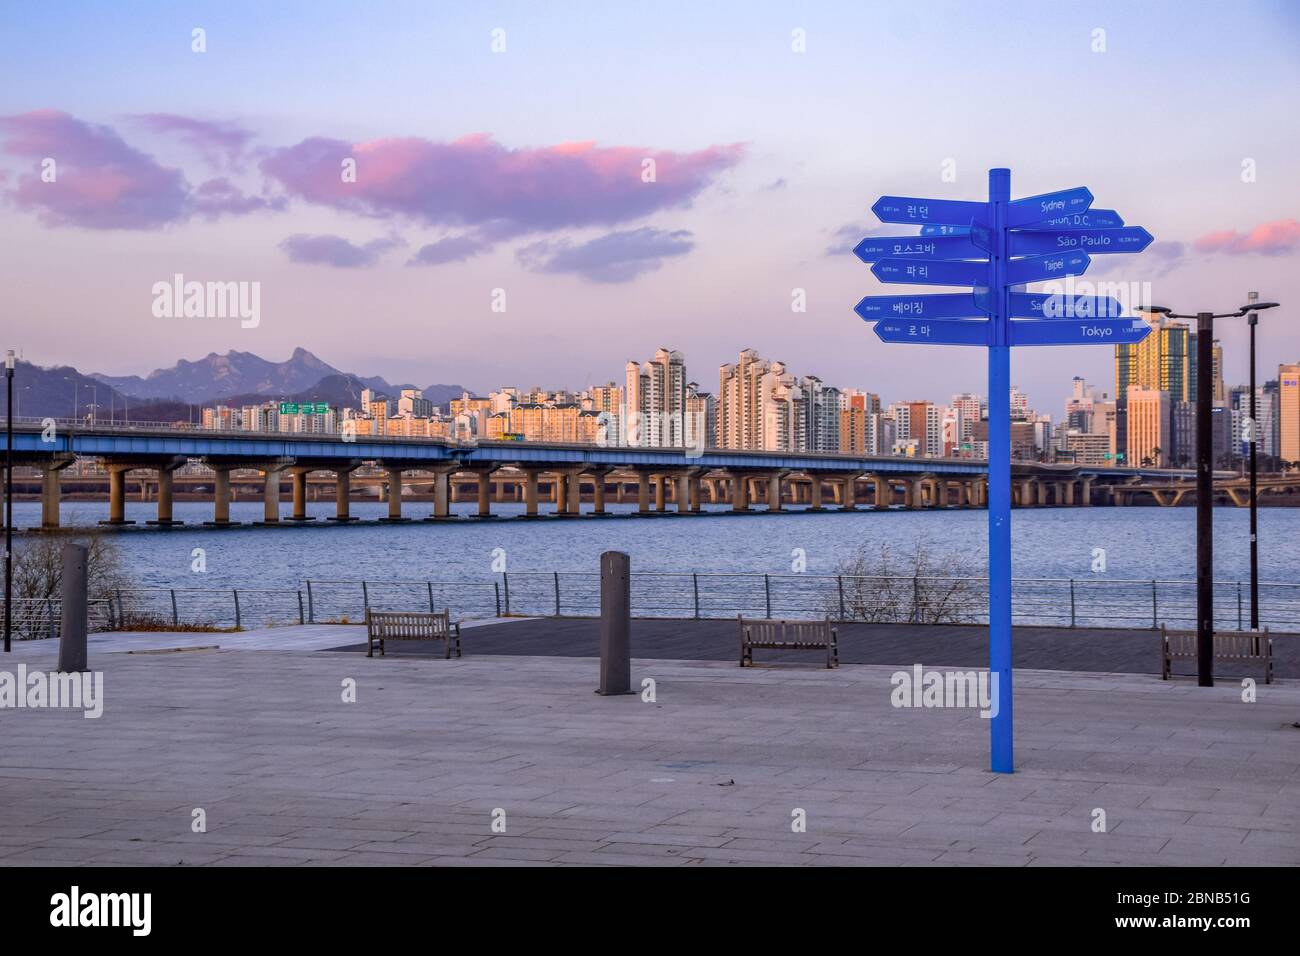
[850,169,1156,776]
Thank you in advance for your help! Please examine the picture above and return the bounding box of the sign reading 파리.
[851,169,1155,773]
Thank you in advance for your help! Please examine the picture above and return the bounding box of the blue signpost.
[854,169,1153,773]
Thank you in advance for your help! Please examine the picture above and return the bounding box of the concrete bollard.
[596,550,633,695]
[58,542,88,672]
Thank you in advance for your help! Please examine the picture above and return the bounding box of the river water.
[10,500,1300,591]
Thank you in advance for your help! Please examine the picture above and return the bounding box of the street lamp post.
[1146,301,1279,686]
[1246,292,1260,630]
[4,349,14,654]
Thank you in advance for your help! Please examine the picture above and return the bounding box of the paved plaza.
[1,623,1298,866]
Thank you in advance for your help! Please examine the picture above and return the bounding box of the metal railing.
[493,572,1300,631]
[5,574,1297,639]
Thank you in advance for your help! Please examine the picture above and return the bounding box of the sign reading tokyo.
[850,169,1155,775]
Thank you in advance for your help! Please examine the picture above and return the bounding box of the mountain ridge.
[5,348,468,420]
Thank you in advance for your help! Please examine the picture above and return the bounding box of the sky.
[1,0,1298,414]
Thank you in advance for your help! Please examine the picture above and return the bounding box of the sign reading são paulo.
[849,169,1155,774]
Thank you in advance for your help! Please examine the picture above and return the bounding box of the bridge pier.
[210,466,233,525]
[522,469,541,517]
[475,469,497,518]
[146,462,185,526]
[259,467,284,524]
[871,476,890,509]
[906,478,924,510]
[589,470,613,515]
[1019,478,1036,507]
[636,472,651,515]
[380,468,408,522]
[728,473,750,512]
[809,477,823,511]
[653,474,668,513]
[1080,477,1092,506]
[286,468,315,521]
[100,465,135,526]
[564,469,582,517]
[39,457,73,528]
[767,473,784,512]
[330,466,358,522]
[676,472,692,514]
[430,467,457,520]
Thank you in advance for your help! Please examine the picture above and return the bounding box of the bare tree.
[12,533,130,603]
[7,534,132,638]
[832,534,980,624]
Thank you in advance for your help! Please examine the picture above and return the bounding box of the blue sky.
[1,0,1297,411]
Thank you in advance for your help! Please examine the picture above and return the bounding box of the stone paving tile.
[1,648,1297,866]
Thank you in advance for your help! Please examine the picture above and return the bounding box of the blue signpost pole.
[855,168,1152,774]
[987,168,1014,773]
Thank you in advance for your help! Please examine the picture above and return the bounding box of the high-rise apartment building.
[1115,312,1191,452]
[1259,379,1280,459]
[800,375,841,453]
[718,349,770,450]
[684,382,716,450]
[1126,386,1172,467]
[950,393,984,448]
[625,348,686,448]
[1280,363,1300,464]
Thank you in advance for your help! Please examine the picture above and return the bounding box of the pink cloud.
[0,109,190,229]
[1194,219,1300,256]
[130,113,256,169]
[280,233,405,268]
[191,177,286,219]
[261,133,744,232]
[0,110,281,229]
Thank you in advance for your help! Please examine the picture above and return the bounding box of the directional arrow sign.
[854,235,985,262]
[1009,317,1152,346]
[855,293,985,321]
[872,196,988,226]
[1034,208,1124,230]
[919,224,970,237]
[1005,250,1090,284]
[1007,187,1093,227]
[1010,226,1153,256]
[1008,292,1125,319]
[874,318,990,346]
[871,257,989,287]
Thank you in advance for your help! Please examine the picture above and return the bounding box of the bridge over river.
[7,420,1269,529]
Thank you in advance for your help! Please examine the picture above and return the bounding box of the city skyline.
[2,0,1298,408]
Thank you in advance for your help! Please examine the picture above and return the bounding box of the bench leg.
[444,635,451,660]
[367,636,373,658]
[380,639,385,657]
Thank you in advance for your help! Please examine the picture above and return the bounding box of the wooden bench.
[1160,625,1272,683]
[739,616,839,668]
[366,609,462,659]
